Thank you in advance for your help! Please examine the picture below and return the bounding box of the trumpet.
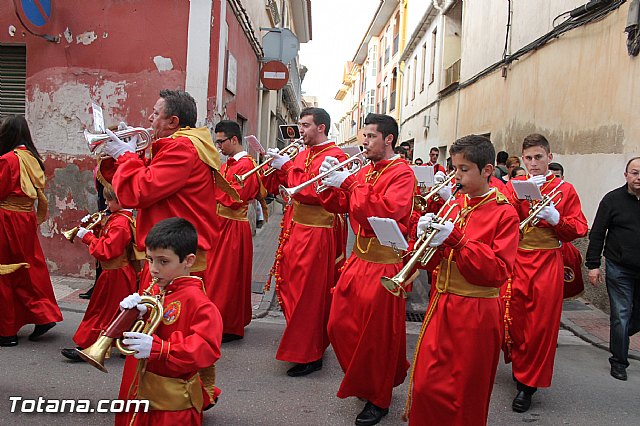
[278,152,366,205]
[234,138,304,187]
[76,280,163,373]
[84,127,152,158]
[519,185,563,232]
[62,209,108,242]
[381,186,461,298]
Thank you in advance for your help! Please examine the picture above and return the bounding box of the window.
[421,42,427,92]
[390,68,397,111]
[405,65,410,106]
[392,13,400,55]
[0,44,26,116]
[412,56,417,100]
[430,29,437,84]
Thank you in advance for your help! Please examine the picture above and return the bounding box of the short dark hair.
[449,134,495,172]
[300,107,331,136]
[496,151,508,164]
[429,147,440,154]
[400,141,411,149]
[364,113,398,148]
[548,162,564,176]
[159,89,197,128]
[145,217,198,262]
[214,120,242,142]
[414,157,424,165]
[522,133,551,154]
[510,166,526,179]
[394,146,407,157]
[0,115,45,171]
[625,156,640,172]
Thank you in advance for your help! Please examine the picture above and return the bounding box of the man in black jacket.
[586,157,640,381]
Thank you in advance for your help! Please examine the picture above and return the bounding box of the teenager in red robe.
[0,115,62,347]
[61,186,137,360]
[261,107,347,377]
[210,120,262,342]
[115,218,222,426]
[318,113,414,426]
[405,135,520,426]
[504,134,588,412]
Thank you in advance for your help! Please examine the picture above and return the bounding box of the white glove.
[322,169,350,188]
[121,331,153,359]
[417,213,436,237]
[267,148,290,170]
[434,171,447,184]
[103,129,137,159]
[535,201,560,226]
[528,174,546,188]
[117,121,128,131]
[319,156,340,174]
[76,227,91,239]
[119,293,148,317]
[428,221,454,247]
[81,213,92,223]
[437,183,452,200]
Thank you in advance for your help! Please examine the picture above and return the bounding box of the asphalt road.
[1,311,638,425]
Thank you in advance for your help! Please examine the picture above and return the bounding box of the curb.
[560,316,640,361]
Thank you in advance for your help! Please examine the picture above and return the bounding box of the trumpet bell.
[62,226,79,242]
[76,335,114,373]
[380,276,408,299]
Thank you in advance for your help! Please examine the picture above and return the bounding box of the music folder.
[244,135,265,154]
[511,180,543,201]
[279,124,301,140]
[411,166,434,187]
[367,217,409,251]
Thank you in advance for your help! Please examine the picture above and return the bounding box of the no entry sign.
[260,61,289,90]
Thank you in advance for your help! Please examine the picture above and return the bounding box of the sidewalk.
[561,298,640,361]
[51,202,285,318]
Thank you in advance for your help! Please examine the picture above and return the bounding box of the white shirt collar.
[232,150,248,161]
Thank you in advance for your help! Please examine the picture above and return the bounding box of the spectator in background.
[495,150,509,181]
[506,156,521,178]
[549,162,564,179]
[510,166,526,179]
[585,157,640,381]
[394,146,408,161]
[427,147,446,174]
[414,158,424,166]
[400,141,413,162]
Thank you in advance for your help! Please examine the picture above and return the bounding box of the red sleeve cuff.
[149,334,171,361]
[443,225,468,249]
[340,174,358,191]
[116,151,139,164]
[81,232,96,245]
[280,161,294,173]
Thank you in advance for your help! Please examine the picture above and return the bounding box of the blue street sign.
[20,0,51,27]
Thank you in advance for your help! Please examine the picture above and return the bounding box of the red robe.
[408,189,520,426]
[116,276,222,426]
[262,142,347,364]
[426,161,446,175]
[208,154,259,336]
[504,174,588,388]
[111,136,219,289]
[0,149,62,336]
[319,157,414,409]
[73,210,137,348]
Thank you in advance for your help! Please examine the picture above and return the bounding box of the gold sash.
[292,201,335,228]
[190,249,207,273]
[137,370,203,412]
[100,253,129,270]
[216,204,248,221]
[0,263,30,275]
[435,260,499,298]
[0,196,34,212]
[519,227,561,250]
[352,237,402,265]
[13,149,48,224]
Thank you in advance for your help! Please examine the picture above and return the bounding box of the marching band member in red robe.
[426,146,446,174]
[210,120,263,342]
[405,135,520,426]
[504,134,588,413]
[318,113,414,426]
[115,218,222,426]
[0,115,62,347]
[262,107,347,377]
[61,186,137,360]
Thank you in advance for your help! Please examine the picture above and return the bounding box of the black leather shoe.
[79,286,94,300]
[512,390,533,413]
[355,401,389,426]
[61,348,84,362]
[29,322,56,341]
[222,333,244,343]
[610,364,627,381]
[286,359,322,377]
[0,335,18,347]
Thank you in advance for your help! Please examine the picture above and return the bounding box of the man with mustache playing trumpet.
[504,134,588,413]
[317,113,414,426]
[404,135,520,426]
[261,107,347,377]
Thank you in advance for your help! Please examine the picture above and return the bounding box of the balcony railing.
[444,59,461,87]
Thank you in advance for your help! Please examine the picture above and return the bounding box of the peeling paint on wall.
[153,56,174,72]
[63,27,72,43]
[76,31,98,45]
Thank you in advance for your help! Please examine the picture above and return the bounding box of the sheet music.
[511,180,543,201]
[411,166,434,187]
[91,102,104,133]
[342,146,363,158]
[244,135,265,154]
[367,217,409,250]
